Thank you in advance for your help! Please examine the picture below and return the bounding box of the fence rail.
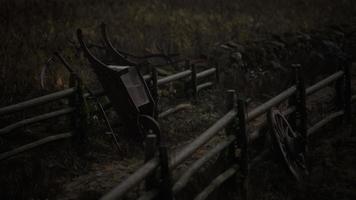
[306,71,344,95]
[157,70,191,85]
[0,58,353,200]
[307,110,345,136]
[0,107,75,136]
[100,62,354,200]
[0,74,85,161]
[88,62,219,117]
[247,86,297,121]
[0,87,76,116]
[173,135,236,194]
[0,132,73,161]
[194,165,238,200]
[0,60,219,161]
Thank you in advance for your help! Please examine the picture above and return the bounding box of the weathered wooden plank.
[173,135,236,194]
[157,70,191,85]
[100,158,159,200]
[143,74,152,80]
[169,110,236,169]
[0,132,73,161]
[0,107,75,136]
[306,71,343,95]
[307,111,344,136]
[249,106,296,143]
[197,82,214,92]
[158,103,192,118]
[247,86,296,122]
[193,166,238,200]
[0,88,76,116]
[196,68,216,79]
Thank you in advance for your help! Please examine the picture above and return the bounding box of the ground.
[1,15,356,200]
[55,86,356,200]
[249,123,356,200]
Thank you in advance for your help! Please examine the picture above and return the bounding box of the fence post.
[151,67,159,119]
[343,61,353,136]
[145,134,158,190]
[237,98,248,200]
[225,90,236,164]
[293,64,307,153]
[184,60,190,97]
[343,61,352,124]
[335,67,344,115]
[191,63,197,100]
[158,142,173,200]
[69,73,88,149]
[288,72,297,130]
[223,90,237,198]
[215,61,220,84]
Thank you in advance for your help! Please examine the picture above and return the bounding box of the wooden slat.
[84,68,216,100]
[173,135,236,194]
[307,111,344,136]
[169,110,236,169]
[197,82,214,92]
[105,108,232,198]
[0,88,76,116]
[196,68,216,79]
[247,86,296,122]
[158,103,192,118]
[157,70,191,85]
[0,107,75,136]
[100,158,159,200]
[0,132,73,161]
[249,106,296,143]
[306,71,343,95]
[193,166,237,200]
[143,74,152,80]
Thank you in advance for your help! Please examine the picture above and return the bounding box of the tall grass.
[0,0,355,105]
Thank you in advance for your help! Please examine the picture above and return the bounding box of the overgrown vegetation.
[1,0,355,105]
[0,1,356,199]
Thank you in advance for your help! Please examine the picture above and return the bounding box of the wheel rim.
[138,115,161,141]
[269,110,308,182]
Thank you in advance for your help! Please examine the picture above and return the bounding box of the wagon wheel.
[138,115,161,142]
[269,110,308,183]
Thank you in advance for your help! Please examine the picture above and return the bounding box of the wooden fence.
[100,62,354,200]
[0,60,218,161]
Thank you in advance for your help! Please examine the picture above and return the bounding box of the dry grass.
[0,0,355,105]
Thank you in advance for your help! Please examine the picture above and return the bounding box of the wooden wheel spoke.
[269,109,308,182]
